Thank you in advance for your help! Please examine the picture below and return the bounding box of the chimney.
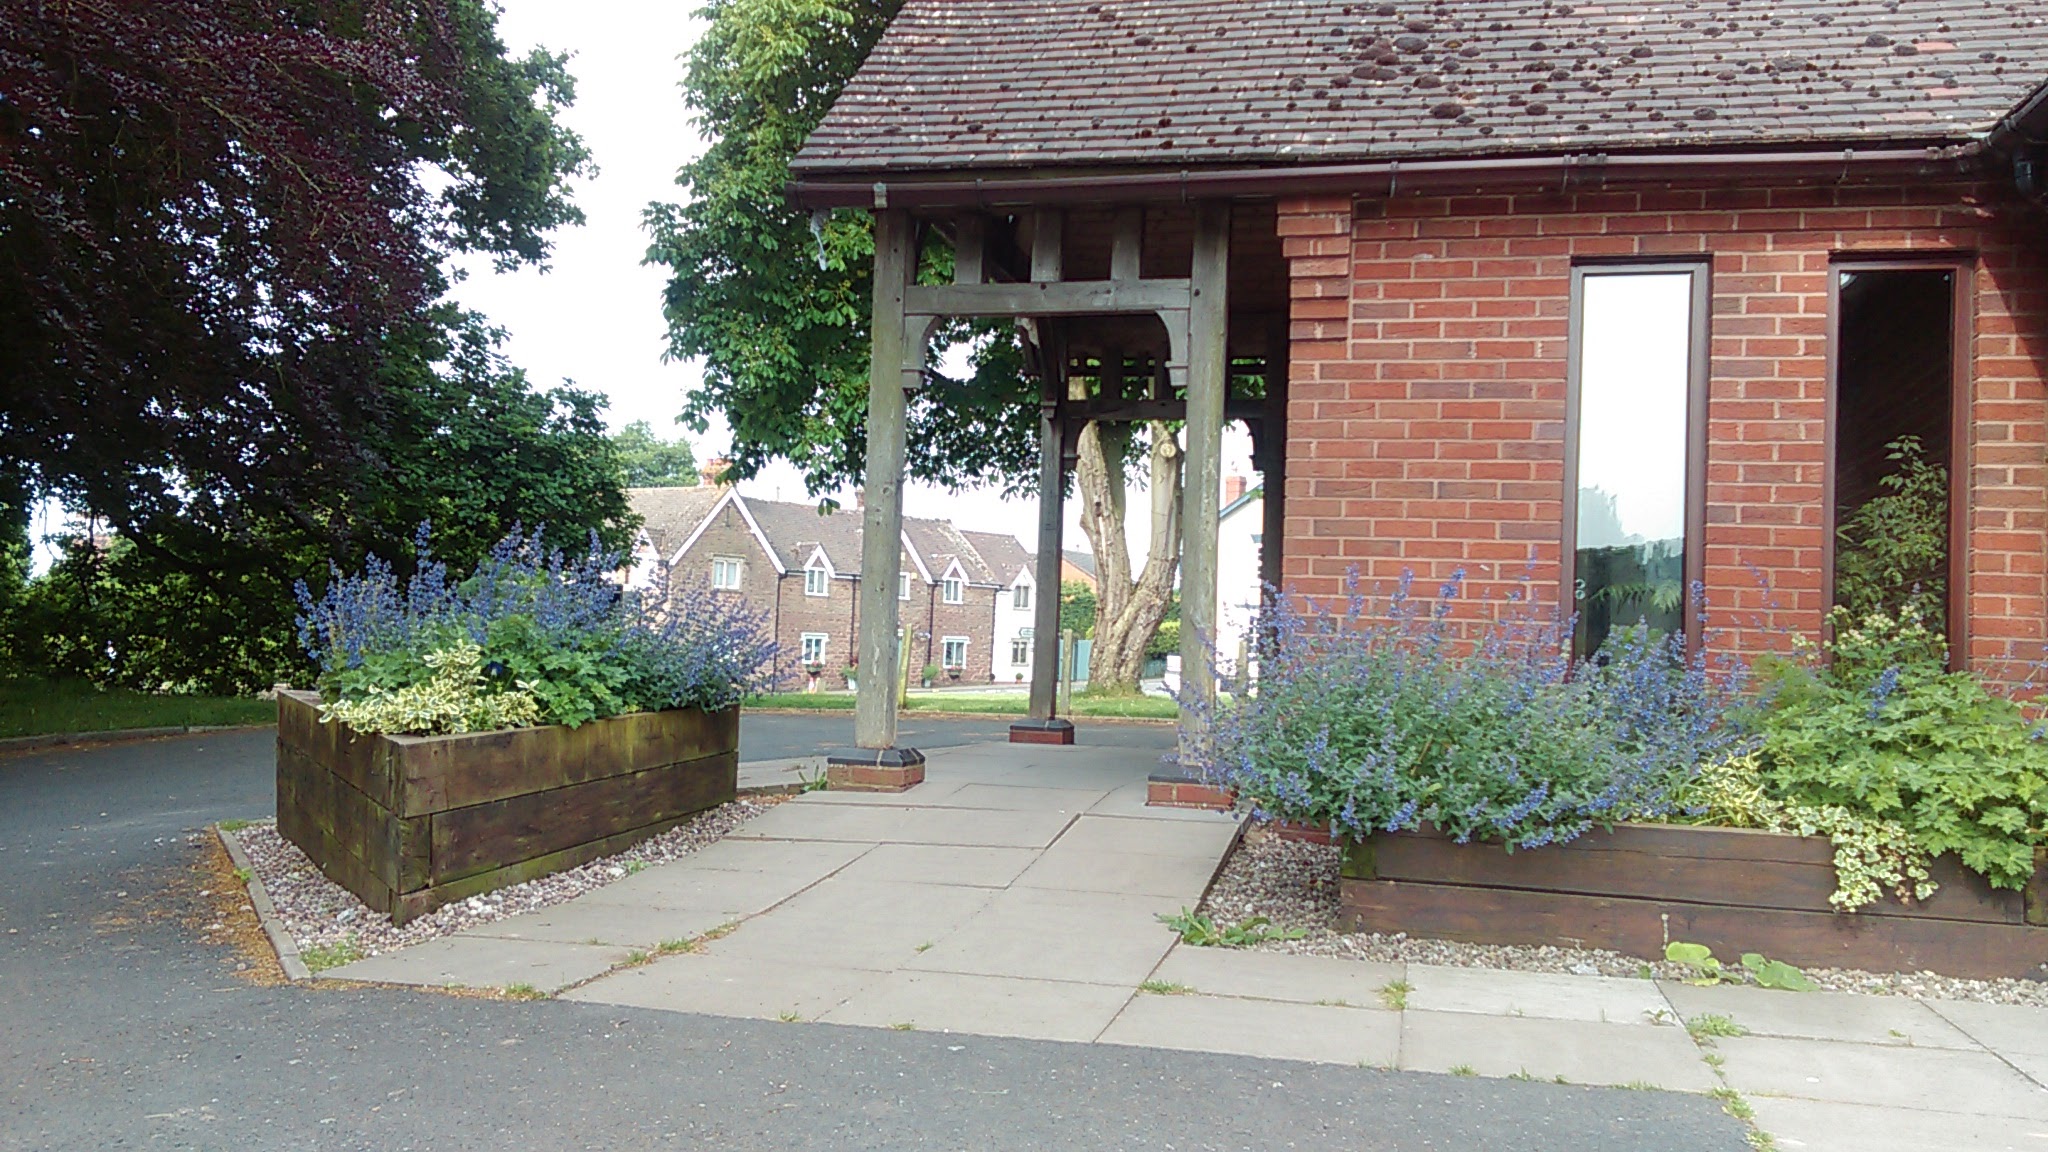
[700,457,732,487]
[1223,473,1248,505]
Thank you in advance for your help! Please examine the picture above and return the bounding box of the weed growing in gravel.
[501,983,548,1001]
[231,867,253,884]
[1158,908,1305,948]
[1687,1014,1747,1044]
[1138,980,1195,995]
[218,819,253,833]
[1709,1086,1755,1121]
[622,950,651,967]
[1449,1064,1477,1077]
[655,938,698,956]
[625,861,648,875]
[1507,1070,1535,1081]
[1619,1081,1659,1091]
[300,937,362,972]
[1377,979,1412,1011]
[702,920,742,942]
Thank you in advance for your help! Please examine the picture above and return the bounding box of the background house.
[628,481,1038,688]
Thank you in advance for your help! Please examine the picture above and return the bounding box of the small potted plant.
[1014,671,1024,683]
[842,662,858,692]
[945,663,963,682]
[921,662,940,689]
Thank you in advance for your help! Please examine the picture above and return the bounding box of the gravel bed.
[1203,830,2048,1008]
[233,797,779,962]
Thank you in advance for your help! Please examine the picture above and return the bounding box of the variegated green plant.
[319,640,539,736]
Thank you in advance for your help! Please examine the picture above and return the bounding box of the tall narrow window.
[942,575,964,604]
[1564,265,1707,658]
[1830,263,1964,644]
[1013,582,1031,610]
[899,572,912,601]
[804,558,829,597]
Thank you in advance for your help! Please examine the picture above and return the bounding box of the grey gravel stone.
[239,797,780,960]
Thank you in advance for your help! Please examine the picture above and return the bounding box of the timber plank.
[427,749,738,884]
[276,743,396,913]
[392,707,736,814]
[389,810,717,925]
[1371,828,2025,924]
[277,691,396,810]
[1340,879,2048,981]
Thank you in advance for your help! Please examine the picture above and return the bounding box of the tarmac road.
[0,722,1747,1151]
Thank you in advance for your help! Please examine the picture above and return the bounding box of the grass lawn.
[0,679,275,740]
[750,690,1180,720]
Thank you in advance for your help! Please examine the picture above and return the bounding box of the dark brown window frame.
[1560,260,1712,653]
[1821,254,1975,664]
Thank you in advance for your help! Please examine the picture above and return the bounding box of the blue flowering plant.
[296,526,777,734]
[1204,569,1751,852]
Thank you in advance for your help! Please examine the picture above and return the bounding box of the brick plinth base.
[1262,821,1336,845]
[1008,718,1076,745]
[825,747,926,793]
[1146,772,1234,811]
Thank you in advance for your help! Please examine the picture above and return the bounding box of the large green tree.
[612,421,701,488]
[2,2,630,692]
[646,0,1178,689]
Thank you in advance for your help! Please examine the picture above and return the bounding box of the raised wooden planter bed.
[275,690,738,924]
[1340,823,2048,980]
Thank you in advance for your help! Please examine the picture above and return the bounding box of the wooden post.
[1178,201,1231,762]
[1011,208,1076,746]
[834,206,923,786]
[1260,313,1288,608]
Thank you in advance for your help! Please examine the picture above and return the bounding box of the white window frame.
[941,635,968,668]
[804,558,829,597]
[942,575,964,604]
[711,555,743,590]
[1012,582,1031,610]
[1009,635,1031,666]
[799,633,827,665]
[899,571,912,601]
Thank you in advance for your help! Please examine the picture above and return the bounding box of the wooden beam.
[1178,201,1230,759]
[1031,208,1063,283]
[954,214,986,286]
[1260,314,1289,607]
[904,280,1191,318]
[854,207,915,751]
[1110,206,1143,281]
[1027,403,1066,723]
[1059,397,1265,425]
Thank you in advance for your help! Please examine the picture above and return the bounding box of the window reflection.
[1571,271,1698,657]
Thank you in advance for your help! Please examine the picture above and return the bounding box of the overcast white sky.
[448,0,1254,565]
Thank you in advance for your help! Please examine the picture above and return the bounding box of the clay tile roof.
[960,531,1034,582]
[905,516,1000,584]
[627,486,726,558]
[792,0,2048,175]
[745,497,865,574]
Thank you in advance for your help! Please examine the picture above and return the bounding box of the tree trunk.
[1073,419,1182,692]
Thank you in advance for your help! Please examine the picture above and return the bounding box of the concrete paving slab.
[326,936,629,993]
[708,877,995,971]
[1404,964,1673,1025]
[933,783,1115,811]
[1398,1010,1718,1091]
[1086,782,1238,821]
[574,861,825,915]
[1012,843,1226,900]
[906,886,1179,985]
[1101,992,1402,1066]
[1715,1035,2048,1118]
[561,952,878,1022]
[1927,999,2048,1058]
[1746,1095,2048,1152]
[796,778,975,806]
[1995,1050,2048,1093]
[1051,813,1242,858]
[729,801,1075,849]
[666,836,873,876]
[1659,982,1979,1049]
[458,901,734,950]
[820,970,1134,1042]
[831,843,1040,888]
[1149,946,1405,1007]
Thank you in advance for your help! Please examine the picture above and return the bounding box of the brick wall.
[1278,179,2048,684]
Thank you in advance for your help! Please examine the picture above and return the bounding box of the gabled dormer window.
[1012,581,1031,610]
[942,575,964,604]
[804,554,829,597]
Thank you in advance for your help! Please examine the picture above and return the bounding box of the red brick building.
[627,483,1032,689]
[784,0,2048,747]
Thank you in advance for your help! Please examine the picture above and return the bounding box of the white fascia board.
[900,531,935,583]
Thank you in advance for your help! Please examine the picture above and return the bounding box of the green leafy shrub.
[1833,436,1948,625]
[1746,606,2048,891]
[320,640,540,736]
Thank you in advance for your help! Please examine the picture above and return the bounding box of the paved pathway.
[330,740,2048,1152]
